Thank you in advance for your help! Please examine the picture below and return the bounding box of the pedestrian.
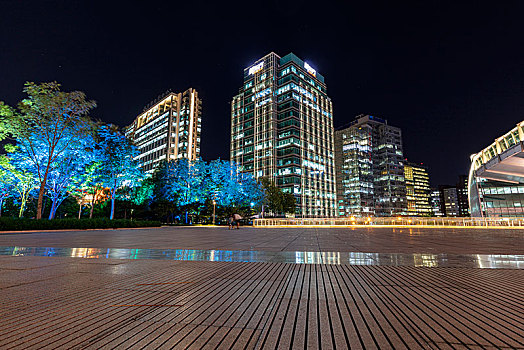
[233,213,242,229]
[228,215,234,230]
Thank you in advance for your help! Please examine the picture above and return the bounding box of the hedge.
[0,218,162,231]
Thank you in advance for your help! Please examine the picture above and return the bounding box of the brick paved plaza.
[0,226,523,349]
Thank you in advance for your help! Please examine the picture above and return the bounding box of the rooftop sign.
[304,62,316,76]
[248,62,264,75]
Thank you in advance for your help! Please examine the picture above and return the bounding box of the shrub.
[0,217,161,231]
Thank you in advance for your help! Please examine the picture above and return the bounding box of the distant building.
[430,189,444,216]
[230,52,337,217]
[456,175,470,216]
[440,186,460,217]
[335,115,406,217]
[436,176,470,217]
[404,162,431,216]
[469,121,524,217]
[125,89,202,172]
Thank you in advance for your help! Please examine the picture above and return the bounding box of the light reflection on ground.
[1,246,523,269]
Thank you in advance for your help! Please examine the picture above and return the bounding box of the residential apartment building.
[230,52,337,217]
[126,89,202,172]
[335,115,407,217]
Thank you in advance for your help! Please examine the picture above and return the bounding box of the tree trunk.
[110,198,115,220]
[89,187,97,219]
[42,196,47,218]
[48,199,58,220]
[36,169,50,220]
[78,203,82,219]
[19,194,27,218]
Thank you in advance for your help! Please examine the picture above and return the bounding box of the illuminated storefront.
[230,52,337,217]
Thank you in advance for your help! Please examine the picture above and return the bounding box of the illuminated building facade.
[126,89,202,172]
[335,124,374,216]
[456,175,470,216]
[469,121,524,217]
[404,162,431,216]
[230,52,337,217]
[434,176,469,217]
[440,186,460,217]
[335,115,406,217]
[430,189,444,216]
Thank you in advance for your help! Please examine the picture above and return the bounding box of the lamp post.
[212,200,216,225]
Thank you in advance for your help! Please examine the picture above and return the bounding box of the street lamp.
[212,200,216,225]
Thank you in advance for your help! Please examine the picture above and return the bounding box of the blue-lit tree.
[1,146,38,217]
[208,160,264,209]
[96,124,143,220]
[47,136,98,219]
[204,160,264,220]
[3,82,96,219]
[161,158,208,223]
[12,131,98,219]
[207,159,231,206]
[237,170,265,208]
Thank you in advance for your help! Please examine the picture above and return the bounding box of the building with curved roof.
[468,121,524,217]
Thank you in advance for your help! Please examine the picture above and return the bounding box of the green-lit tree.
[0,160,15,217]
[259,177,296,217]
[0,101,22,142]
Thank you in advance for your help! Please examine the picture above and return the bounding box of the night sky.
[2,1,524,186]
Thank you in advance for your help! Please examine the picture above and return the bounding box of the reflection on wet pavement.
[1,246,523,269]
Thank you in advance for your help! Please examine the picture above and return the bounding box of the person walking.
[232,213,242,229]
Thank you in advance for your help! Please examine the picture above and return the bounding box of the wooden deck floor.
[1,256,523,349]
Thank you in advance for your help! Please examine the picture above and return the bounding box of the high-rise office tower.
[335,115,407,216]
[456,175,470,216]
[440,186,460,217]
[430,189,444,216]
[404,162,431,216]
[230,52,337,217]
[126,88,202,172]
[435,176,469,217]
[334,124,374,216]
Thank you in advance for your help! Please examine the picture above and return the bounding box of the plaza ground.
[0,226,523,349]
